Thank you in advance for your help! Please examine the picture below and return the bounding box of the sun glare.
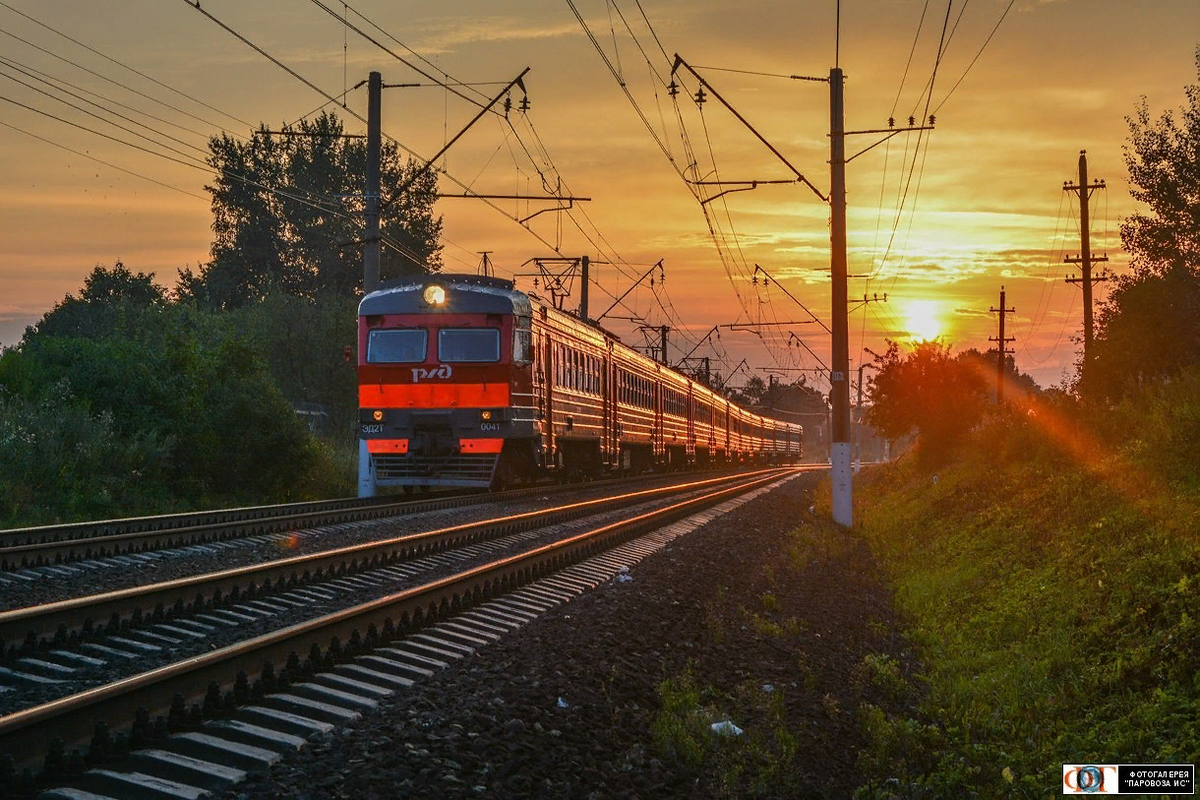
[902,299,945,342]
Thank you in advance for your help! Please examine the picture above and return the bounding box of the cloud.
[408,17,584,54]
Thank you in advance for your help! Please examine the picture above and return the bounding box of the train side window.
[513,315,532,365]
[367,329,427,363]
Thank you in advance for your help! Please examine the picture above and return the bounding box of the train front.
[357,274,535,495]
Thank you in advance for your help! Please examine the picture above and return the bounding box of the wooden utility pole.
[829,67,852,527]
[1063,150,1108,378]
[989,286,1016,404]
[364,71,382,294]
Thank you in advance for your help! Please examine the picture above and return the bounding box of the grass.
[651,667,802,798]
[849,376,1200,797]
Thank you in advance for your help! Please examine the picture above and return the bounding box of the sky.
[0,0,1197,392]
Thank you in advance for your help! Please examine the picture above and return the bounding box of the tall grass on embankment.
[850,371,1200,798]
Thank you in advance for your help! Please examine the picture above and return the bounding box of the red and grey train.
[356,273,803,495]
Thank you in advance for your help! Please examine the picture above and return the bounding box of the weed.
[857,653,909,704]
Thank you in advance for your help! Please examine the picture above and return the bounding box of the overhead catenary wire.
[0,117,207,200]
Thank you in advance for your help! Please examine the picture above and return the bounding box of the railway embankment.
[850,386,1200,797]
[217,471,913,799]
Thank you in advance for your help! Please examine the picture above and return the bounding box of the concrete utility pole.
[659,325,669,366]
[828,67,852,527]
[989,286,1016,404]
[364,71,382,294]
[1063,150,1108,378]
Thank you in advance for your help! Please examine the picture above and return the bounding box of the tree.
[180,112,443,307]
[1120,47,1200,278]
[29,261,166,340]
[1091,49,1200,399]
[955,347,1041,399]
[864,340,990,466]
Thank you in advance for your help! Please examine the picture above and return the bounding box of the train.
[356,273,803,495]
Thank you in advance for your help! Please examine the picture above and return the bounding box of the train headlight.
[480,410,493,421]
[372,410,384,422]
[423,284,447,306]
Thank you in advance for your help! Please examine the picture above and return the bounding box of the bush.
[0,386,173,525]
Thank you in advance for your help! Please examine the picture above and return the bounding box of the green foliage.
[1090,48,1200,399]
[219,292,360,440]
[0,305,354,525]
[852,380,1200,797]
[182,112,443,308]
[29,261,168,341]
[1120,47,1200,277]
[0,386,173,523]
[864,340,990,467]
[1090,262,1200,400]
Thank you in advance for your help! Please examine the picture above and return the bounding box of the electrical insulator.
[504,96,512,114]
[667,80,679,97]
[888,116,895,128]
[694,86,706,106]
[928,114,936,125]
[908,115,915,127]
[519,96,530,112]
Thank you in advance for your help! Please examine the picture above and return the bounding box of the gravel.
[218,471,911,800]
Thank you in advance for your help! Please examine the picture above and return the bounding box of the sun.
[902,299,945,342]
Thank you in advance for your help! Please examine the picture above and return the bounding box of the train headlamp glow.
[480,410,493,421]
[423,284,447,306]
[372,410,384,422]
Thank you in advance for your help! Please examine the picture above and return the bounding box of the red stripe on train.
[359,383,510,408]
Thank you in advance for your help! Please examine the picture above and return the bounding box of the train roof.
[359,273,532,316]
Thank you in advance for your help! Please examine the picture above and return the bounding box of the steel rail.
[0,469,791,652]
[0,471,693,570]
[0,469,797,775]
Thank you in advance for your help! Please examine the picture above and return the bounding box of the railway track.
[0,468,806,798]
[0,471,737,574]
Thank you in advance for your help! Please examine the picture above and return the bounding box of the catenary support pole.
[364,71,382,294]
[829,67,852,527]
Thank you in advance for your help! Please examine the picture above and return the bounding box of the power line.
[0,3,251,131]
[933,0,1017,113]
[0,63,212,162]
[0,117,206,200]
[0,54,214,141]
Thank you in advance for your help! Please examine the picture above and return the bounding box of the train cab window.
[438,328,501,362]
[367,329,427,363]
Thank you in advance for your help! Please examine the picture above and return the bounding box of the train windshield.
[438,328,501,362]
[367,329,427,363]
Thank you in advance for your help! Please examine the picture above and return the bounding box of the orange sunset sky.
[1,0,1197,392]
